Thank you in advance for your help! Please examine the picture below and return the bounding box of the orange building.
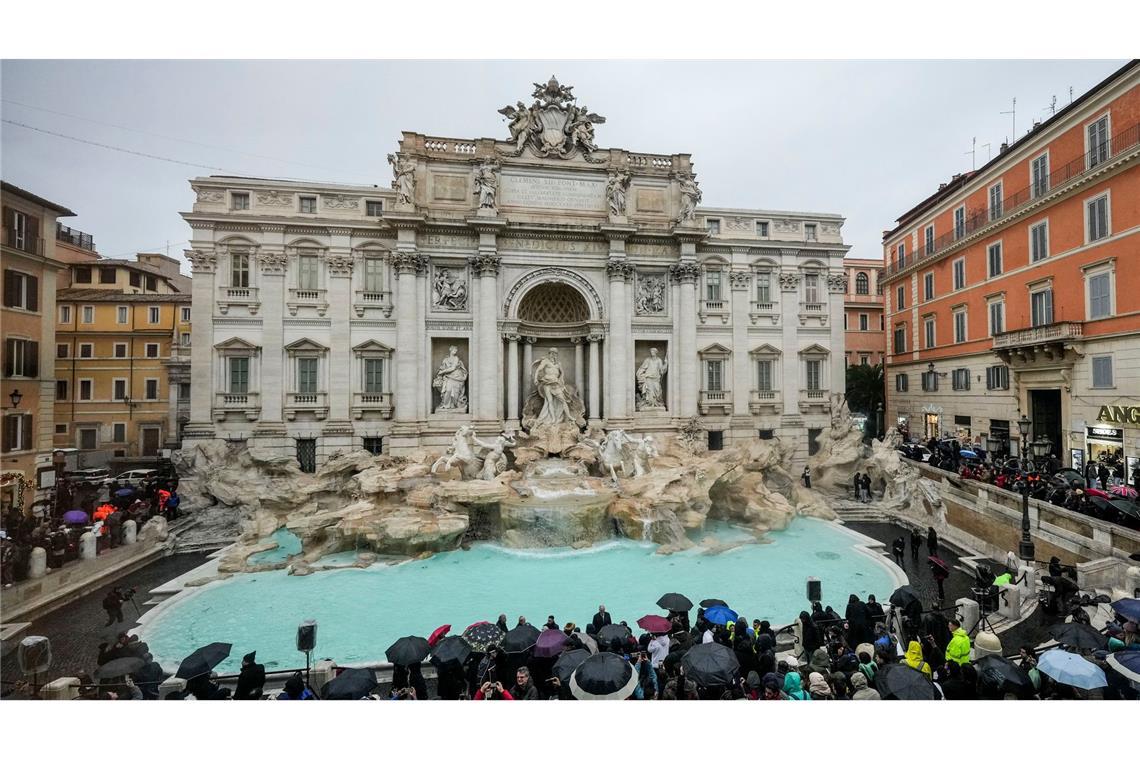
[881,60,1140,480]
[843,257,885,368]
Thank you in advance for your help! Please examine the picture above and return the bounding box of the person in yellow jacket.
[945,619,972,665]
[904,640,932,679]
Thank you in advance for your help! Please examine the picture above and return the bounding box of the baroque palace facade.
[182,78,849,468]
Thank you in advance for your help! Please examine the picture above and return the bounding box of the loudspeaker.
[18,636,52,675]
[296,620,317,653]
[806,577,822,603]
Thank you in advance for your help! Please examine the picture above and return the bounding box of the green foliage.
[845,363,885,439]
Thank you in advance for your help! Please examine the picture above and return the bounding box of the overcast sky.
[0,60,1125,267]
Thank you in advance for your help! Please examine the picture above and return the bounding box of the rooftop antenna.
[1000,98,1017,142]
[980,142,992,163]
[1069,86,1074,104]
[965,137,977,170]
[1046,95,1057,117]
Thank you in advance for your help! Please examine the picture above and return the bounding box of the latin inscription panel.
[500,171,606,211]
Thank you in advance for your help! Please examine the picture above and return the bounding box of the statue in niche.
[473,159,500,209]
[635,275,665,315]
[432,268,468,311]
[432,346,468,412]
[606,169,631,217]
[676,174,702,223]
[635,348,668,411]
[388,153,416,207]
[531,347,576,427]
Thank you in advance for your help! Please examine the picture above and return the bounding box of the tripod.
[968,586,998,636]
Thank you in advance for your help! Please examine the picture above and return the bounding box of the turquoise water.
[139,518,898,673]
[246,528,303,566]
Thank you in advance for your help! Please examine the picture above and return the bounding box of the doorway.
[141,427,161,457]
[1029,388,1062,458]
[296,438,317,473]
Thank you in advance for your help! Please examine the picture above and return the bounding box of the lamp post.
[8,388,22,409]
[876,402,884,440]
[1016,414,1035,561]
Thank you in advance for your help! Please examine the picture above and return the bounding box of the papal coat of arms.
[497,76,606,162]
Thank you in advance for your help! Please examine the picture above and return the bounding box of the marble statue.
[635,348,668,411]
[388,153,416,207]
[564,104,604,158]
[497,77,605,162]
[432,346,468,412]
[635,275,665,315]
[606,169,630,217]
[598,429,635,484]
[479,431,517,481]
[473,159,500,209]
[531,347,575,426]
[630,434,659,477]
[677,173,702,223]
[432,268,468,311]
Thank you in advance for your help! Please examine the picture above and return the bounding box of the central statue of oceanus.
[517,347,587,459]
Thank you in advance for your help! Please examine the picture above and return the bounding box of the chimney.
[999,141,1009,154]
[938,183,947,190]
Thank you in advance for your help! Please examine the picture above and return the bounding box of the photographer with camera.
[474,679,513,700]
[102,586,125,626]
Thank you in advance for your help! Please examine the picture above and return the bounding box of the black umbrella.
[430,635,474,669]
[176,642,232,680]
[875,664,938,700]
[553,649,591,682]
[657,592,693,612]
[461,622,505,653]
[320,668,378,700]
[500,623,541,654]
[1048,622,1108,650]
[700,598,728,609]
[569,652,637,701]
[596,624,632,649]
[680,642,740,688]
[974,655,1035,697]
[94,657,146,681]
[385,635,431,666]
[889,585,923,610]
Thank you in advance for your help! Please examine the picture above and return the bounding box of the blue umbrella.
[702,605,740,627]
[1037,649,1107,690]
[959,449,979,459]
[1105,651,1140,684]
[62,510,89,524]
[1110,598,1140,624]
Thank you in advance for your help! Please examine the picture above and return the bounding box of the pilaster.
[326,252,355,422]
[505,333,520,430]
[671,261,700,418]
[469,249,501,422]
[730,270,752,418]
[184,249,217,439]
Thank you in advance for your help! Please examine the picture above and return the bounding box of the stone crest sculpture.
[388,153,416,207]
[635,348,668,411]
[497,76,606,162]
[606,169,631,217]
[432,346,468,412]
[473,159,500,210]
[676,173,702,223]
[432,267,468,311]
[635,274,666,315]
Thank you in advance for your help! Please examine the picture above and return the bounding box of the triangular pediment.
[352,339,393,356]
[214,337,260,351]
[798,343,830,356]
[698,342,732,358]
[749,343,782,357]
[284,338,328,352]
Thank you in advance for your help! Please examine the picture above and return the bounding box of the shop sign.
[1086,425,1124,442]
[1095,405,1140,426]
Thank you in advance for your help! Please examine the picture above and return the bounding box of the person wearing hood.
[807,671,833,699]
[782,671,811,700]
[857,650,878,684]
[496,614,509,633]
[742,671,763,700]
[234,651,266,700]
[809,647,832,676]
[797,611,821,658]
[938,661,975,700]
[904,640,931,679]
[945,619,971,665]
[845,593,872,645]
[850,670,880,700]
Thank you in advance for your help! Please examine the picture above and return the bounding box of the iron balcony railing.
[885,121,1140,278]
[56,223,95,251]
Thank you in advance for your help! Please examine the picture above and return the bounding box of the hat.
[850,671,868,689]
[243,651,256,663]
[745,671,762,689]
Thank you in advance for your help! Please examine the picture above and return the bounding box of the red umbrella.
[428,624,451,647]
[1085,488,1110,499]
[1110,484,1138,498]
[928,555,950,573]
[637,614,672,634]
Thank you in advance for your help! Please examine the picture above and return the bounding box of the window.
[179,382,191,400]
[145,343,159,358]
[986,365,1009,390]
[988,182,1003,220]
[987,242,1002,278]
[229,357,250,393]
[896,243,906,269]
[804,274,819,304]
[855,272,869,295]
[859,313,868,331]
[117,305,129,324]
[129,271,141,288]
[893,326,906,354]
[363,257,384,293]
[181,306,191,322]
[2,270,38,310]
[56,343,69,359]
[895,373,908,392]
[363,437,384,455]
[365,200,384,217]
[364,358,384,393]
[231,192,250,210]
[860,354,870,366]
[145,276,157,291]
[1031,288,1053,327]
[1087,115,1110,169]
[758,429,774,440]
[11,210,27,248]
[880,315,884,330]
[113,379,128,401]
[81,305,94,323]
[804,223,817,242]
[896,285,905,309]
[705,270,722,301]
[1086,194,1109,242]
[1091,356,1114,388]
[145,378,159,400]
[99,268,116,284]
[921,370,938,392]
[297,254,319,290]
[755,273,771,303]
[59,305,71,323]
[923,272,934,301]
[706,360,723,392]
[3,338,39,378]
[989,300,1004,336]
[805,360,821,391]
[954,206,966,240]
[1088,271,1112,319]
[180,332,191,347]
[299,196,317,213]
[1,414,33,452]
[1031,153,1050,198]
[231,252,250,287]
[953,258,966,290]
[757,360,772,391]
[79,379,93,400]
[55,423,67,434]
[952,368,970,391]
[954,310,967,343]
[148,306,160,324]
[756,221,769,237]
[924,317,936,349]
[78,428,96,450]
[78,342,94,359]
[112,423,126,443]
[1030,220,1049,262]
[113,343,127,358]
[296,357,319,393]
[74,267,92,284]
[706,219,720,235]
[924,224,935,255]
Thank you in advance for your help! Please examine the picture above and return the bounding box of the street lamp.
[8,388,22,409]
[1016,414,1035,561]
[876,402,884,440]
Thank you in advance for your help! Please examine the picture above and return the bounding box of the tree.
[845,363,885,439]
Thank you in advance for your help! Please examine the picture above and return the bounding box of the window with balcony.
[364,358,384,393]
[297,254,319,291]
[300,196,317,214]
[363,257,385,294]
[705,270,722,302]
[296,357,319,394]
[229,357,250,394]
[3,338,39,378]
[706,360,723,392]
[231,192,250,210]
[1030,287,1053,327]
[954,206,966,240]
[1087,115,1110,169]
[2,270,38,311]
[231,252,251,288]
[896,243,905,269]
[986,365,1009,390]
[954,309,967,343]
[855,272,869,295]
[805,359,821,391]
[895,373,908,392]
[365,200,384,217]
[953,258,966,290]
[924,224,935,255]
[1087,269,1113,320]
[952,368,970,391]
[987,242,1002,278]
[804,274,820,304]
[1031,152,1050,198]
[1030,220,1049,262]
[756,360,772,391]
[988,299,1004,336]
[1086,193,1110,242]
[923,272,934,301]
[988,182,1003,220]
[924,317,936,349]
[1091,355,1113,388]
[755,273,771,303]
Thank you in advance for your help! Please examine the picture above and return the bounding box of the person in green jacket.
[945,619,972,665]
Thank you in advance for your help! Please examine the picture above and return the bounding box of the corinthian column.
[671,261,700,418]
[392,251,422,424]
[325,253,355,422]
[605,260,634,422]
[469,251,501,421]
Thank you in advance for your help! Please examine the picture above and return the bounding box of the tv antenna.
[1069,86,1074,104]
[1000,98,1017,142]
[980,142,992,163]
[965,137,977,170]
[1045,95,1057,117]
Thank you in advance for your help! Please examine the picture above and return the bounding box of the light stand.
[1017,415,1035,562]
[296,619,317,695]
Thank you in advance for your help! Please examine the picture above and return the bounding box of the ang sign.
[1095,405,1140,426]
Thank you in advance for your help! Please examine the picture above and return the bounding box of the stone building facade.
[181,79,849,467]
[842,257,886,368]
